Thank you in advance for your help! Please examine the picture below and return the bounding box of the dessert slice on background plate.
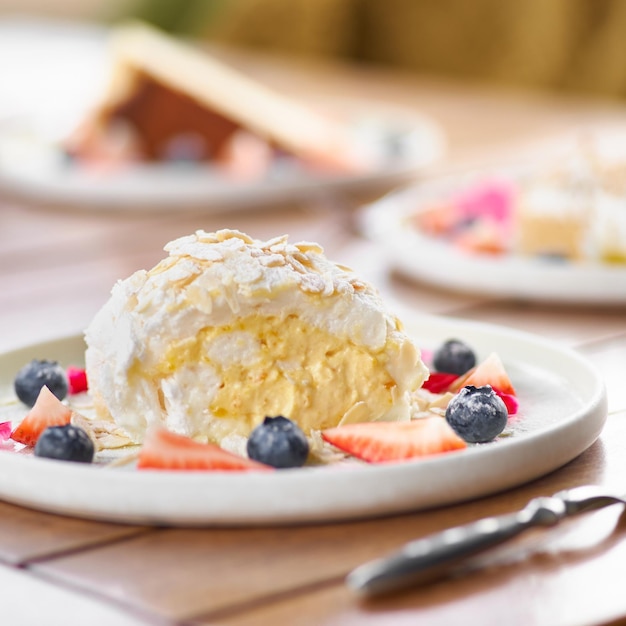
[64,21,368,175]
[358,128,626,304]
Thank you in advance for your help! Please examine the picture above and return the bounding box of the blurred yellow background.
[124,0,626,99]
[2,0,626,99]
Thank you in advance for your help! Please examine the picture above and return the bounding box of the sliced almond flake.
[295,242,324,255]
[321,273,336,297]
[147,257,175,277]
[308,430,351,465]
[163,258,203,282]
[272,242,300,257]
[214,229,254,244]
[171,242,225,262]
[338,401,370,426]
[291,251,314,266]
[411,410,443,420]
[221,281,242,314]
[409,388,455,419]
[194,232,220,244]
[349,278,369,292]
[258,253,286,267]
[71,412,135,450]
[97,433,138,450]
[428,391,455,410]
[70,412,98,447]
[285,256,309,275]
[410,394,431,413]
[428,407,447,418]
[264,234,289,248]
[335,280,355,296]
[233,262,264,284]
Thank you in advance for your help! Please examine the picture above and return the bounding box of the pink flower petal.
[455,179,516,225]
[67,366,88,394]
[422,372,460,394]
[0,421,12,441]
[497,392,519,415]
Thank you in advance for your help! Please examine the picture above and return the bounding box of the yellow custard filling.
[132,314,397,437]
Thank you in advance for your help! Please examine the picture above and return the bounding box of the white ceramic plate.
[0,312,607,526]
[0,18,445,211]
[359,171,626,304]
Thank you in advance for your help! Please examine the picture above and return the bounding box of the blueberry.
[445,385,508,443]
[247,416,309,469]
[433,339,476,375]
[34,424,95,463]
[14,359,68,407]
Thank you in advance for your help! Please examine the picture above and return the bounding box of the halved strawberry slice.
[451,352,516,396]
[10,386,72,447]
[321,417,467,464]
[137,428,273,472]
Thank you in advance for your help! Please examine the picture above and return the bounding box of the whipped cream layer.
[84,229,428,444]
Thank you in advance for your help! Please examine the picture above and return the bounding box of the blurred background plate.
[0,17,445,212]
[359,166,626,305]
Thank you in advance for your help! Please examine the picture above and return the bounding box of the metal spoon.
[347,485,626,597]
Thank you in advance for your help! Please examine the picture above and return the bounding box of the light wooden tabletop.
[1,48,626,626]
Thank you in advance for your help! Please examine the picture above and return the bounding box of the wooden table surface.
[2,47,626,626]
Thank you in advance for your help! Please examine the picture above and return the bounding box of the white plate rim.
[0,312,607,527]
[0,106,445,212]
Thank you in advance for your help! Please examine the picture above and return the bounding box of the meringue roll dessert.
[84,230,428,445]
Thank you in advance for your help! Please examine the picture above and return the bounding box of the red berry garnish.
[67,366,88,394]
[422,372,460,394]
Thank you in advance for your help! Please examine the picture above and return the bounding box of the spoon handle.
[346,496,568,596]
